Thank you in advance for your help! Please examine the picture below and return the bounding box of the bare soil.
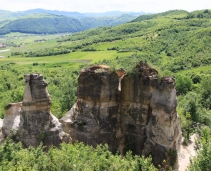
[177,134,197,171]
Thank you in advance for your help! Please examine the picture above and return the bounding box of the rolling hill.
[49,9,211,73]
[0,9,147,35]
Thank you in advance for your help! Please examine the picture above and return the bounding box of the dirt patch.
[177,134,197,171]
[0,49,10,53]
[71,60,92,63]
[82,65,110,73]
[135,61,158,77]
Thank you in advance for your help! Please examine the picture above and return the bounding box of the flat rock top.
[82,65,110,73]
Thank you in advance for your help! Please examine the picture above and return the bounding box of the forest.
[0,9,211,170]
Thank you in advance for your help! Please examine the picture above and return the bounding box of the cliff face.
[61,65,120,152]
[61,62,182,166]
[17,74,70,147]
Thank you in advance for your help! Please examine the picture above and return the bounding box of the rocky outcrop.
[17,74,71,147]
[61,62,182,167]
[61,65,119,152]
[0,62,181,167]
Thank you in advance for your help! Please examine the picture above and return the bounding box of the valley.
[0,9,211,171]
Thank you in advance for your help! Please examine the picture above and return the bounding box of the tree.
[176,75,193,95]
[200,76,211,109]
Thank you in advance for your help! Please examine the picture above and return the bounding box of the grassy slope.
[1,9,211,74]
[1,9,211,119]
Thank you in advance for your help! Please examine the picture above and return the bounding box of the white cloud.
[1,0,211,13]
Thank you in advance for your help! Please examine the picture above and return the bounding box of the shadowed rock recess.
[61,62,182,166]
[0,62,181,167]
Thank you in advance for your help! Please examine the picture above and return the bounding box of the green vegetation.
[1,17,84,34]
[0,139,157,171]
[188,127,211,171]
[0,9,211,170]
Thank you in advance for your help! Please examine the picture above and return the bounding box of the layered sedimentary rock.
[0,62,181,167]
[61,65,120,152]
[17,74,70,147]
[61,62,182,166]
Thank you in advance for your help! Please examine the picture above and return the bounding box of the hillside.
[0,9,211,170]
[0,9,142,35]
[1,9,211,72]
[1,16,84,34]
[56,9,211,73]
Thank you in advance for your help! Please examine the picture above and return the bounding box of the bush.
[188,127,211,171]
[176,75,193,95]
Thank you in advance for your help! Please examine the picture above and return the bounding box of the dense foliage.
[0,139,157,171]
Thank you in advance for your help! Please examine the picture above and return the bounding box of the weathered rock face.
[0,62,181,167]
[61,65,120,152]
[143,76,181,165]
[3,102,22,137]
[61,62,181,167]
[0,118,4,143]
[17,74,70,147]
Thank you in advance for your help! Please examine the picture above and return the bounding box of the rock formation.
[17,74,70,147]
[61,62,182,167]
[61,65,120,152]
[0,62,181,167]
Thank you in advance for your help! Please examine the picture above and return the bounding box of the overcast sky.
[1,0,211,13]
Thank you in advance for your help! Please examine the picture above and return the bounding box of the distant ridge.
[0,8,146,35]
[0,8,150,19]
[24,8,85,18]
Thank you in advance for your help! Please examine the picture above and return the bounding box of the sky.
[1,0,211,13]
